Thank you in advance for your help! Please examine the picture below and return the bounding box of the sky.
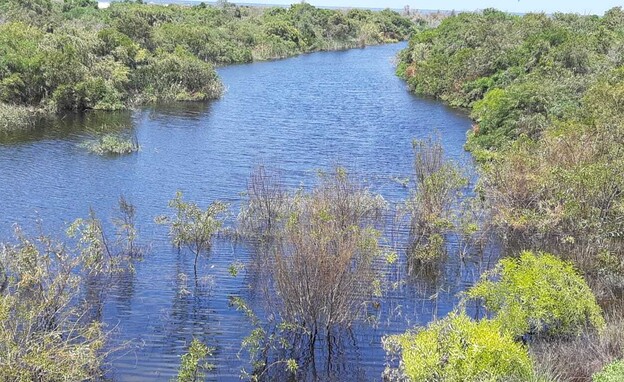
[239,1,622,15]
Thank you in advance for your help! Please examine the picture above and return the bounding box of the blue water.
[0,43,477,381]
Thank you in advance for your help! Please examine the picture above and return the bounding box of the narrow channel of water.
[0,43,477,380]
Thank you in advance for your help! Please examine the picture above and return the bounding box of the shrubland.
[0,0,415,131]
[3,3,624,380]
[398,7,624,299]
[394,8,624,380]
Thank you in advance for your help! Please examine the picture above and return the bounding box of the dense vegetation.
[468,251,605,338]
[398,9,624,291]
[594,360,624,382]
[389,312,534,381]
[393,7,624,382]
[0,0,414,131]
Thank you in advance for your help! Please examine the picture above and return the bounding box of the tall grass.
[0,103,35,132]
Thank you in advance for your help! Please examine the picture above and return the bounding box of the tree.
[158,191,228,279]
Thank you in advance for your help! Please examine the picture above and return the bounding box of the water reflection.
[0,110,135,145]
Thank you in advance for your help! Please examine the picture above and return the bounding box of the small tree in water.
[158,191,228,278]
[114,195,140,258]
[175,338,214,382]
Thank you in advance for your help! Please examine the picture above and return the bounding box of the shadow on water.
[0,101,214,146]
[141,101,214,121]
[0,110,135,145]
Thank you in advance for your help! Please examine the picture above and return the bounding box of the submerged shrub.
[236,167,387,379]
[0,227,107,381]
[272,168,386,337]
[157,191,228,276]
[238,166,289,240]
[175,338,214,382]
[386,312,533,382]
[468,251,605,338]
[81,133,140,155]
[407,137,467,271]
[593,359,624,382]
[67,201,142,276]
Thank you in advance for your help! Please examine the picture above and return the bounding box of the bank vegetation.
[0,0,415,131]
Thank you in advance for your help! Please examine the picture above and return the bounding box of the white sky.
[239,1,622,15]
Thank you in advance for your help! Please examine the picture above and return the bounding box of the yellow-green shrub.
[391,312,533,382]
[468,251,605,338]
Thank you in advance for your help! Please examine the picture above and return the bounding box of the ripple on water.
[0,43,479,381]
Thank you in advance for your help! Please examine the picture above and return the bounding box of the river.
[0,43,478,381]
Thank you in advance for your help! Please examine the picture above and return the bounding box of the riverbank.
[396,8,624,380]
[0,0,416,132]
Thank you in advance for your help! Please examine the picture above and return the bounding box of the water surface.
[0,43,476,381]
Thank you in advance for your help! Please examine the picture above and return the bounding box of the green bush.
[175,338,214,382]
[389,312,533,382]
[133,48,223,102]
[0,2,414,124]
[593,360,624,382]
[468,251,605,338]
[80,133,140,155]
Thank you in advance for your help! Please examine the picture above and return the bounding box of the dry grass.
[530,306,624,382]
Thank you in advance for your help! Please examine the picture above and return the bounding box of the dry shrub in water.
[0,226,108,381]
[238,165,289,241]
[274,168,386,340]
[242,167,386,341]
